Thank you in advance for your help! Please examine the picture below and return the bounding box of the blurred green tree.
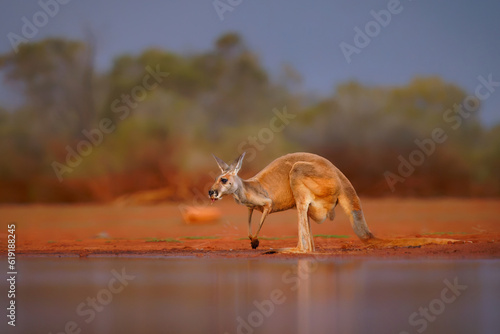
[0,38,97,137]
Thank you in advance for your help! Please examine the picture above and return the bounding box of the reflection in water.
[297,259,312,334]
[1,257,499,334]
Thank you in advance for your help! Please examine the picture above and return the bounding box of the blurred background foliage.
[0,32,498,203]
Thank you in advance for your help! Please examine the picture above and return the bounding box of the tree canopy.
[0,33,498,202]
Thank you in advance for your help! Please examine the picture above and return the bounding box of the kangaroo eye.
[221,178,228,184]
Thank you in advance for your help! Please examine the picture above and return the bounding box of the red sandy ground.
[1,198,499,259]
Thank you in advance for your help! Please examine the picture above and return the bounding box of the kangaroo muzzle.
[208,189,219,202]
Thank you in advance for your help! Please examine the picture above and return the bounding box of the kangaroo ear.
[213,154,229,172]
[229,152,246,175]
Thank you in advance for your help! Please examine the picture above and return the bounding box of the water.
[1,257,499,334]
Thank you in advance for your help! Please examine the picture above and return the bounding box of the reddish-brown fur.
[209,152,375,252]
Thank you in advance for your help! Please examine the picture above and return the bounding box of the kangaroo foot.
[249,236,259,249]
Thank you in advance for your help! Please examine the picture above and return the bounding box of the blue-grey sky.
[1,0,499,126]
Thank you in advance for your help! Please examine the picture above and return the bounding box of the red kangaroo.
[208,152,375,253]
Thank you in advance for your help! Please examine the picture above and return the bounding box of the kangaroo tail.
[337,174,375,242]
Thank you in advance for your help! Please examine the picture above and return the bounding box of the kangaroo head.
[208,152,246,202]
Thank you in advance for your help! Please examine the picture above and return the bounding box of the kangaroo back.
[250,153,329,212]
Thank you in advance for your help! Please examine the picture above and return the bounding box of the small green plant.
[145,238,182,243]
[422,232,468,236]
[180,236,220,240]
[314,234,350,239]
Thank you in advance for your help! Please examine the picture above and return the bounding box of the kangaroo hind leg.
[289,162,325,252]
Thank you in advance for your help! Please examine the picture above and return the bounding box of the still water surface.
[1,257,499,334]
